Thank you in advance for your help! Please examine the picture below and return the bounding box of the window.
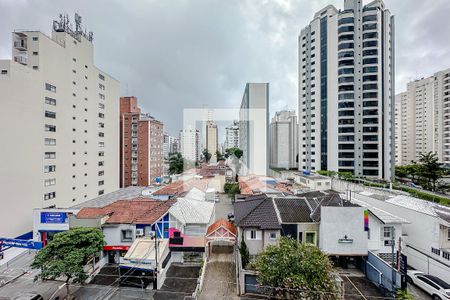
[44,138,56,146]
[44,191,56,200]
[99,103,105,109]
[98,180,104,186]
[98,113,105,118]
[363,23,377,31]
[45,111,56,119]
[338,17,354,25]
[98,151,105,157]
[44,165,56,173]
[45,124,56,132]
[363,41,378,48]
[44,178,56,186]
[247,230,261,240]
[363,49,378,56]
[45,97,56,106]
[269,232,277,240]
[448,229,450,241]
[99,93,105,100]
[98,161,104,166]
[99,141,105,147]
[99,83,105,90]
[363,15,377,23]
[33,66,39,70]
[338,42,354,50]
[98,170,105,176]
[1,69,7,75]
[383,227,393,239]
[98,190,104,196]
[305,232,317,245]
[32,37,38,41]
[45,83,56,92]
[99,73,105,81]
[121,230,133,242]
[44,152,56,159]
[99,122,105,128]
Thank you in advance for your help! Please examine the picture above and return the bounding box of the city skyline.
[1,0,449,135]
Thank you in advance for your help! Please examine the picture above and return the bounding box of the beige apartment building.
[395,68,450,165]
[206,121,218,163]
[0,16,120,238]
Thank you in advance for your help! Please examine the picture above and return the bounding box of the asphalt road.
[215,193,234,221]
[408,282,432,300]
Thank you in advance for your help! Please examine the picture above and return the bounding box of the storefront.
[104,245,130,264]
[33,209,79,246]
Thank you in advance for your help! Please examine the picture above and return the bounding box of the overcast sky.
[1,0,450,136]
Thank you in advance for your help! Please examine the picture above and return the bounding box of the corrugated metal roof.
[169,198,214,225]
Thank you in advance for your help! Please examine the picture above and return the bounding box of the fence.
[191,254,207,299]
[365,251,401,297]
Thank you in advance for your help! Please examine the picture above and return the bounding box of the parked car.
[407,270,450,300]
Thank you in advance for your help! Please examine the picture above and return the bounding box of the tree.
[417,152,444,192]
[252,237,339,299]
[394,166,408,178]
[239,238,250,269]
[32,228,104,298]
[224,147,243,159]
[224,182,240,197]
[202,149,211,163]
[168,153,184,174]
[216,150,225,161]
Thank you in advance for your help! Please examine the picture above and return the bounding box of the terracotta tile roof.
[152,178,211,196]
[239,175,288,195]
[206,218,237,236]
[76,199,175,224]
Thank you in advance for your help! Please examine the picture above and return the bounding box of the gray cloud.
[1,0,449,136]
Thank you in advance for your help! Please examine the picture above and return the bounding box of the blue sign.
[0,238,43,250]
[155,177,162,183]
[40,212,67,224]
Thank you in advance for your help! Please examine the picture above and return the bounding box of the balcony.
[14,39,27,51]
[14,55,27,65]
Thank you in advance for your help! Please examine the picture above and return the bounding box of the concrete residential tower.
[298,0,395,180]
[225,121,240,150]
[206,121,218,163]
[120,96,164,187]
[239,83,269,176]
[395,68,450,165]
[180,127,200,162]
[0,15,120,237]
[270,110,298,169]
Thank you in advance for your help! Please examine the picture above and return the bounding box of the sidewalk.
[0,247,28,268]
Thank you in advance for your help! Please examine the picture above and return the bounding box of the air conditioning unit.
[136,228,144,237]
[384,240,394,246]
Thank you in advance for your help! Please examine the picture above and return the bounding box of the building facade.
[163,134,179,159]
[225,121,240,150]
[206,121,218,163]
[298,0,395,180]
[270,110,298,169]
[0,16,120,238]
[239,83,269,176]
[120,96,164,187]
[180,127,200,162]
[395,69,450,165]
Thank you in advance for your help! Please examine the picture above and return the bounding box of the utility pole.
[391,227,396,291]
[152,231,159,290]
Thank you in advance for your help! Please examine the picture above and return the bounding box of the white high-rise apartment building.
[180,127,199,162]
[225,121,240,150]
[270,110,298,169]
[163,134,179,159]
[298,0,395,180]
[206,121,218,163]
[239,83,269,175]
[0,15,119,238]
[395,68,450,165]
